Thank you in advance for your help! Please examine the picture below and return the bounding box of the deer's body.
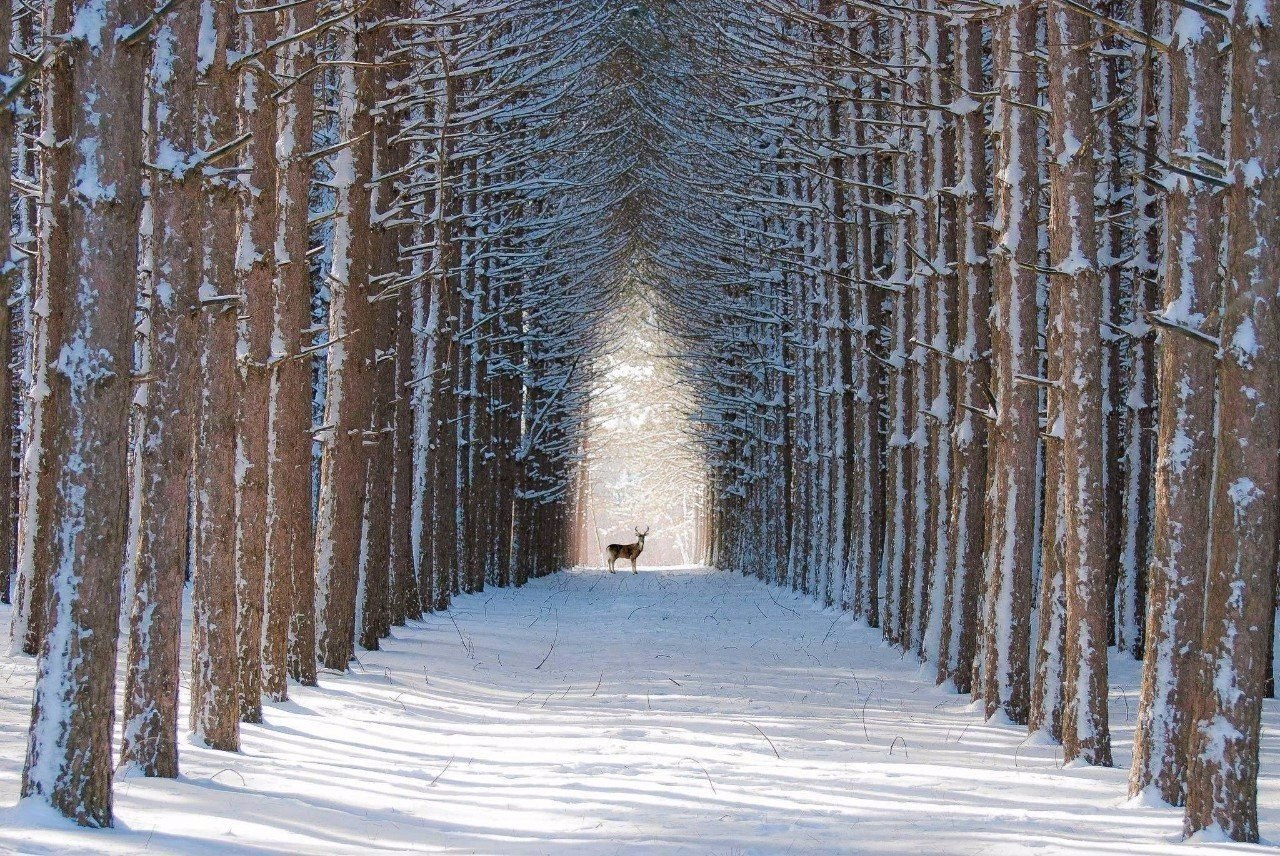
[607,528,648,574]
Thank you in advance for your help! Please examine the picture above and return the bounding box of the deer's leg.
[631,557,637,574]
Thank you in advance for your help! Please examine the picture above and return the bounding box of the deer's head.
[635,526,649,545]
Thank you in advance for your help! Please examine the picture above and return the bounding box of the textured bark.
[981,0,1038,725]
[902,13,929,650]
[314,4,377,671]
[358,0,406,649]
[918,7,954,666]
[410,189,443,611]
[1129,2,1225,804]
[861,20,886,628]
[1096,20,1125,650]
[6,2,37,626]
[1111,0,1160,661]
[1182,0,1280,836]
[234,4,280,724]
[389,237,421,624]
[939,12,989,694]
[427,52,460,611]
[19,0,147,824]
[10,0,68,660]
[119,0,203,777]
[189,0,243,754]
[1047,0,1111,766]
[0,0,14,612]
[271,0,318,690]
[1033,265,1067,740]
[879,16,911,646]
[386,79,420,615]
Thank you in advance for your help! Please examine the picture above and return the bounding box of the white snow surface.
[2,565,1278,855]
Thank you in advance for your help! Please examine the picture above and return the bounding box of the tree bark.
[1182,0,1280,835]
[233,2,280,724]
[314,1,376,671]
[1047,0,1111,766]
[20,0,147,824]
[1129,1,1225,804]
[939,11,989,694]
[119,0,204,777]
[981,0,1038,725]
[0,0,15,613]
[189,0,243,753]
[271,0,319,690]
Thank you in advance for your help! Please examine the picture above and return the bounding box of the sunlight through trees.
[0,0,1275,846]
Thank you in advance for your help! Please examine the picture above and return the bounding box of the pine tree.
[1047,0,1112,766]
[20,0,148,824]
[981,0,1039,725]
[1182,0,1280,834]
[189,0,243,753]
[119,0,204,777]
[1129,0,1226,804]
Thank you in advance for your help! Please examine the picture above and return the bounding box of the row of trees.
[3,0,626,828]
[3,0,1276,843]
[626,0,1277,844]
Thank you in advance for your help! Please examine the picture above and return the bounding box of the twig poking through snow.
[681,758,717,794]
[429,756,455,786]
[739,720,781,759]
[535,626,558,670]
[449,615,475,659]
[210,769,246,787]
[765,589,801,616]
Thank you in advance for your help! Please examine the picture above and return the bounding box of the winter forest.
[0,0,1277,851]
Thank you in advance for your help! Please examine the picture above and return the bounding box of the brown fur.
[606,527,649,574]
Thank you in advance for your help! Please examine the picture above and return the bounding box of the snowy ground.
[1,565,1277,855]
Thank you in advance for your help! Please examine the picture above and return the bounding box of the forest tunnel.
[2,0,1278,846]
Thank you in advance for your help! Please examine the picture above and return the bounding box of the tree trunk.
[1182,0,1280,835]
[233,2,280,724]
[356,0,401,652]
[189,0,243,753]
[1047,0,1111,766]
[314,0,376,671]
[1129,1,1225,804]
[939,10,989,693]
[20,0,147,824]
[0,0,15,614]
[271,0,318,690]
[119,0,203,777]
[981,0,1038,725]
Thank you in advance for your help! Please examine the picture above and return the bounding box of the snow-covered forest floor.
[1,566,1277,855]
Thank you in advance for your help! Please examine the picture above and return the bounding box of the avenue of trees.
[5,0,621,829]
[666,0,1278,843]
[0,0,1276,846]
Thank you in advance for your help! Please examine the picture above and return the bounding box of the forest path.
[1,566,1276,854]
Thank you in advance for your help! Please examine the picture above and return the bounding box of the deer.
[606,527,649,574]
